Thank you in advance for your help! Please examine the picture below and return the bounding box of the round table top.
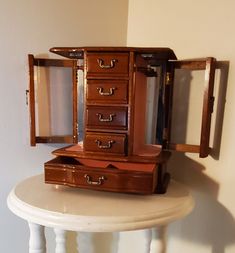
[7,174,194,232]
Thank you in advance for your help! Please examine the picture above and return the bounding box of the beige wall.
[127,0,235,252]
[0,1,128,252]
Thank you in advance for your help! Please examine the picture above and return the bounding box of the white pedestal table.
[7,174,194,253]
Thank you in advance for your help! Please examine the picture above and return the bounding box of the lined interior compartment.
[46,156,156,173]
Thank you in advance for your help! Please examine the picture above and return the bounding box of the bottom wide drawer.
[44,156,158,194]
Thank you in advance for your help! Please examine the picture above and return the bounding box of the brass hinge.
[76,59,84,70]
[165,72,172,85]
[25,90,29,105]
[210,96,215,113]
[163,128,168,140]
[74,123,79,139]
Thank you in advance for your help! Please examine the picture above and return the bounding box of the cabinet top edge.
[49,47,177,60]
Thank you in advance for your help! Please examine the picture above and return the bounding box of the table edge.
[7,178,195,232]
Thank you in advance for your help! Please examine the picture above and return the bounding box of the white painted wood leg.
[54,228,67,253]
[28,222,46,253]
[149,226,167,253]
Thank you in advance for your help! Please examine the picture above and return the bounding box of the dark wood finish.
[86,106,127,130]
[168,143,200,153]
[35,136,74,143]
[127,51,136,156]
[200,58,216,157]
[84,51,131,158]
[52,146,172,163]
[27,47,217,194]
[84,132,126,155]
[86,52,129,78]
[45,156,157,194]
[28,54,36,146]
[168,58,216,157]
[86,79,128,104]
[50,47,177,60]
[163,63,173,147]
[170,59,206,70]
[32,58,77,67]
[28,54,78,146]
[72,60,78,143]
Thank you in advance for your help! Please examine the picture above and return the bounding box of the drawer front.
[45,166,67,183]
[86,80,128,104]
[86,53,129,77]
[74,169,154,194]
[84,133,126,155]
[86,106,127,130]
[44,157,78,184]
[44,157,156,194]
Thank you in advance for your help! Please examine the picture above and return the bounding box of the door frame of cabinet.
[28,54,78,146]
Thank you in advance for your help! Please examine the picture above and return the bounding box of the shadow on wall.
[168,61,234,253]
[168,153,235,253]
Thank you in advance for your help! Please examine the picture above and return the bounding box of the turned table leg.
[28,222,46,253]
[150,226,167,253]
[54,228,67,253]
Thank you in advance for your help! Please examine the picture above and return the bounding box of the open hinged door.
[167,57,216,157]
[28,54,78,146]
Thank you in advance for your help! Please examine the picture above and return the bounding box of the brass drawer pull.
[97,87,116,96]
[96,113,116,122]
[95,139,115,149]
[97,59,117,69]
[84,174,106,185]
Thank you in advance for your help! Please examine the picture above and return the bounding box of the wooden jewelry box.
[28,47,216,194]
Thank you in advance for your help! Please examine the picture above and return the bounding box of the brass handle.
[97,87,116,96]
[97,59,117,69]
[96,113,115,122]
[84,174,106,185]
[95,140,115,149]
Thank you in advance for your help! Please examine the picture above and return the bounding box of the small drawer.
[86,52,129,78]
[44,156,157,194]
[86,106,127,130]
[84,132,126,155]
[86,80,128,104]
